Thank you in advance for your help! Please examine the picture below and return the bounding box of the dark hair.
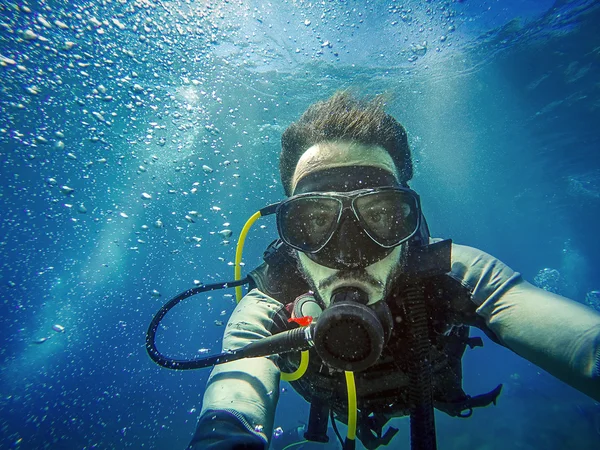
[280,91,413,196]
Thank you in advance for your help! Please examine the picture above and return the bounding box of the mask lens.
[278,196,341,251]
[354,190,419,247]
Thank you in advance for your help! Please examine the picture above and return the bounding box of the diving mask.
[275,185,421,269]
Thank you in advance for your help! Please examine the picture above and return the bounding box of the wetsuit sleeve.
[448,243,600,401]
[188,289,285,449]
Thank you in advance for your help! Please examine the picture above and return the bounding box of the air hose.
[404,283,437,450]
[233,205,309,382]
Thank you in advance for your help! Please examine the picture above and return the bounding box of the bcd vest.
[248,241,502,449]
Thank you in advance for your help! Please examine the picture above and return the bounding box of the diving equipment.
[146,199,498,450]
[276,187,420,252]
[276,187,421,270]
[147,286,391,374]
[313,287,393,372]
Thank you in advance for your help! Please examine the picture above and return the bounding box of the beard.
[294,245,406,307]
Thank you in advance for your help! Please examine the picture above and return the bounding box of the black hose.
[146,278,250,370]
[404,284,437,450]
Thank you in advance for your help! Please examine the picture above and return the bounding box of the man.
[188,92,600,449]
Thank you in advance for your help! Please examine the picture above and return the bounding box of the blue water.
[1,0,600,448]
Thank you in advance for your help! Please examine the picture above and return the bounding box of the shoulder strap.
[247,240,311,305]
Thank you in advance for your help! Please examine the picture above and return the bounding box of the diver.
[173,92,600,449]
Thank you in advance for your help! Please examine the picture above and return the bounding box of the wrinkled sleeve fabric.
[448,243,600,401]
[188,289,284,450]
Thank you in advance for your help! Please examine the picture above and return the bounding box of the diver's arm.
[188,289,286,450]
[448,243,600,401]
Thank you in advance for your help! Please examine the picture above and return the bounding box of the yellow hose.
[233,210,309,383]
[345,371,357,441]
[281,350,309,382]
[235,211,262,302]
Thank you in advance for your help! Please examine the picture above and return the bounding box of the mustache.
[319,269,381,291]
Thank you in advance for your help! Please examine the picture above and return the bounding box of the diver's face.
[291,141,404,307]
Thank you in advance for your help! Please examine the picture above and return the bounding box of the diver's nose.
[334,216,365,264]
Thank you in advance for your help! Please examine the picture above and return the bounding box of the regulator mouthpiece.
[313,287,392,372]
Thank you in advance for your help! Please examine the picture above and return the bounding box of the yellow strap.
[280,350,309,382]
[234,211,262,302]
[345,371,357,441]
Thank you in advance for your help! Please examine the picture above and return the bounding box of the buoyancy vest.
[248,240,502,448]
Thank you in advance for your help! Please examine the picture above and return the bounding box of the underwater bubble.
[52,324,65,333]
[218,229,232,238]
[273,427,283,438]
[59,185,75,195]
[154,220,163,228]
[254,424,264,433]
[0,55,17,66]
[533,268,561,294]
[567,169,600,199]
[112,18,126,30]
[23,29,38,40]
[151,290,161,297]
[585,291,600,312]
[202,165,213,173]
[92,111,105,123]
[141,192,152,200]
[37,16,52,28]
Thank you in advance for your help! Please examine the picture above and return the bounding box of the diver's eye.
[310,212,329,228]
[367,211,383,223]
